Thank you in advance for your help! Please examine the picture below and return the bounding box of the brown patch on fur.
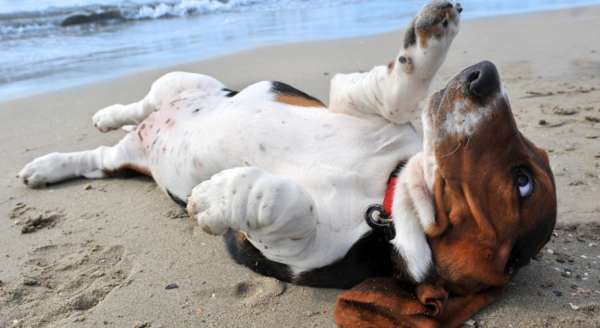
[102,164,151,178]
[416,27,443,49]
[275,95,325,108]
[120,164,151,177]
[270,81,325,108]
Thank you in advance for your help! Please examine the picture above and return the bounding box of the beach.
[1,5,600,328]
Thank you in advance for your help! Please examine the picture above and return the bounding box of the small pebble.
[165,283,179,290]
[464,319,477,327]
[23,277,39,286]
[553,290,563,297]
[134,322,152,328]
[569,303,580,311]
[84,184,93,190]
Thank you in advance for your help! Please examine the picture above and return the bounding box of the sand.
[1,6,600,328]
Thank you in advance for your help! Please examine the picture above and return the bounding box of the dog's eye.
[515,168,534,198]
[399,56,407,64]
[442,19,449,28]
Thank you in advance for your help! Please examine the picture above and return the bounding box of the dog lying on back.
[18,0,462,287]
[18,1,557,325]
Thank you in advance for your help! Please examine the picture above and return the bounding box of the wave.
[0,0,262,36]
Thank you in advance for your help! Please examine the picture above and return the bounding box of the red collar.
[365,161,407,240]
[382,161,405,216]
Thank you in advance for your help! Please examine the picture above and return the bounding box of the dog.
[17,3,557,322]
[18,0,463,289]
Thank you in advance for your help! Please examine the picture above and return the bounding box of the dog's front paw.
[92,105,124,132]
[17,153,66,188]
[187,167,304,236]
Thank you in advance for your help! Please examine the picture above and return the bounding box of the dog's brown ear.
[334,278,503,328]
[334,278,440,328]
[423,171,449,238]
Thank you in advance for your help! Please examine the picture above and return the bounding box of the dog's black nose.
[463,61,500,100]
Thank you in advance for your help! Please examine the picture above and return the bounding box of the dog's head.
[422,61,557,294]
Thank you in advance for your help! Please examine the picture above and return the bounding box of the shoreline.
[2,3,600,103]
[1,6,600,328]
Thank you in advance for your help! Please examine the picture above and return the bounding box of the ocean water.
[1,0,600,101]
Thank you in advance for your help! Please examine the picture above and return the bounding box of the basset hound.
[16,0,556,326]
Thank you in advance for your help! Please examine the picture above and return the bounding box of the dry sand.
[1,6,600,328]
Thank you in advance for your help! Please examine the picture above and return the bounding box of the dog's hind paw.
[17,153,66,188]
[92,104,125,132]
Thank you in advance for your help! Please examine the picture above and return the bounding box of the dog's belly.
[136,85,421,235]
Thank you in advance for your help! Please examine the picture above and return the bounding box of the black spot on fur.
[270,81,324,105]
[223,88,239,97]
[226,230,412,289]
[403,18,417,49]
[296,231,395,289]
[166,189,187,207]
[224,230,293,283]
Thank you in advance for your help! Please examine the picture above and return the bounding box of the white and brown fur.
[17,1,461,289]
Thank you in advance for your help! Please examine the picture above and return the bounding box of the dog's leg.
[328,1,460,123]
[187,167,318,266]
[18,133,148,188]
[388,153,437,283]
[93,72,227,132]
